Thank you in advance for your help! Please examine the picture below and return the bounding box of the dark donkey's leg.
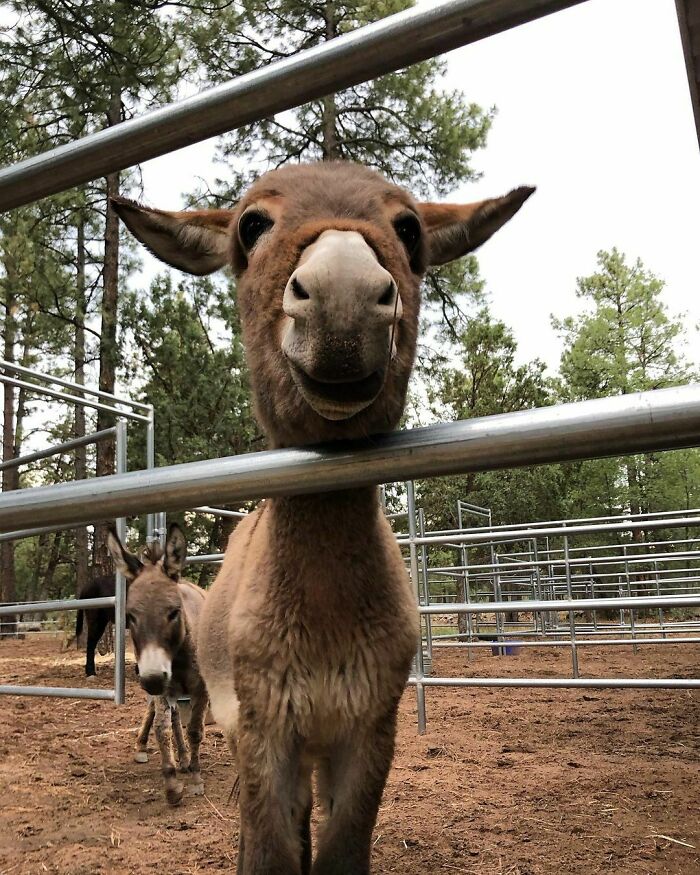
[134,697,156,763]
[85,610,109,677]
[153,695,184,805]
[312,701,400,875]
[235,730,307,875]
[185,691,208,795]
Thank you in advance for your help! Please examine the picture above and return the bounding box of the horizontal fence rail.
[0,427,117,472]
[2,385,700,533]
[0,597,115,617]
[0,0,586,211]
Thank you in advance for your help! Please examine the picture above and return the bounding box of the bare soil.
[0,636,698,875]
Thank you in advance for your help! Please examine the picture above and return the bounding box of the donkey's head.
[107,524,188,697]
[114,163,533,446]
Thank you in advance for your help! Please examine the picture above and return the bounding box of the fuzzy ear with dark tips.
[418,186,536,266]
[111,196,235,275]
[163,523,187,579]
[107,528,143,581]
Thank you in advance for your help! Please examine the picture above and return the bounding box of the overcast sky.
[141,0,700,373]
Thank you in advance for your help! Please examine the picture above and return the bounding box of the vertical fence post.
[457,501,474,658]
[418,508,433,661]
[563,535,579,678]
[407,481,426,733]
[624,544,638,653]
[114,420,128,705]
[146,404,155,543]
[654,559,666,639]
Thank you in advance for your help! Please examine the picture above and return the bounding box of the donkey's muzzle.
[139,672,169,696]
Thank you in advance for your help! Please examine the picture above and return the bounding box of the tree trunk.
[321,3,338,161]
[94,89,122,576]
[1,283,18,637]
[74,211,89,596]
[42,531,64,599]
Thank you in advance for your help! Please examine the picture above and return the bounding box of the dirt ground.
[0,636,698,875]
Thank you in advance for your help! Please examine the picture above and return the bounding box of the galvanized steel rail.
[2,385,700,533]
[0,0,586,211]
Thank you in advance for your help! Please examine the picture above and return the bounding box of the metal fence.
[0,0,699,729]
[0,360,156,704]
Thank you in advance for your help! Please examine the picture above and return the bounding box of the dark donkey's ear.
[164,523,187,579]
[107,528,143,581]
[110,196,235,275]
[417,186,536,266]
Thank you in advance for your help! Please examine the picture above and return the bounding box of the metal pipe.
[0,374,148,422]
[194,506,248,518]
[407,481,427,734]
[0,685,115,700]
[431,636,700,648]
[408,677,700,689]
[0,0,587,211]
[400,514,700,548]
[114,421,127,706]
[418,594,700,615]
[0,521,96,543]
[0,596,114,617]
[2,385,700,533]
[0,359,150,411]
[146,406,155,542]
[0,427,117,471]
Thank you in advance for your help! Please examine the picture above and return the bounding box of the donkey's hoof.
[166,782,185,806]
[134,751,148,764]
[188,772,204,796]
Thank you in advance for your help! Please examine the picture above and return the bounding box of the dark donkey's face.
[107,525,188,696]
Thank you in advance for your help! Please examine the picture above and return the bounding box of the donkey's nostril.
[292,277,310,301]
[378,282,395,307]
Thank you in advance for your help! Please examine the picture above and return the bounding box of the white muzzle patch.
[138,645,172,685]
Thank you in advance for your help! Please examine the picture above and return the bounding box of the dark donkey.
[107,524,209,805]
[74,573,117,677]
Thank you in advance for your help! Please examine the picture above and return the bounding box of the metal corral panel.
[677,0,700,148]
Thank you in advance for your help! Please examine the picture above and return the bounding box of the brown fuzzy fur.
[114,161,533,873]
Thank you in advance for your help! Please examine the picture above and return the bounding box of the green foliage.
[554,248,690,399]
[122,274,258,468]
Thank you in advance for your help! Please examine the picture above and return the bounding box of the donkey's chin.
[289,364,384,421]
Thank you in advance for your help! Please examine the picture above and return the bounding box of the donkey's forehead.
[127,571,180,607]
[241,163,416,219]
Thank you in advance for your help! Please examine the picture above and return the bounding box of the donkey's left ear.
[418,186,535,266]
[164,523,187,579]
[111,196,235,275]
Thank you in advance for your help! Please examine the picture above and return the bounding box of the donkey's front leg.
[185,691,208,796]
[171,703,190,772]
[153,696,184,805]
[312,703,399,875]
[235,730,309,875]
[134,697,155,763]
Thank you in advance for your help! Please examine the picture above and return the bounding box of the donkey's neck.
[270,486,380,539]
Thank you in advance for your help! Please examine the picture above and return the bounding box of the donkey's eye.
[238,210,274,251]
[168,608,180,623]
[393,213,421,255]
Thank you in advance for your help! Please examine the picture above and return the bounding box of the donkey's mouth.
[289,363,385,420]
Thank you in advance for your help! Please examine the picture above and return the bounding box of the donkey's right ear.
[110,196,235,275]
[107,529,143,581]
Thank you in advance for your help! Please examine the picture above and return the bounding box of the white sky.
[140,0,700,373]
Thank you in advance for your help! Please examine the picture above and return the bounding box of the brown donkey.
[108,524,208,805]
[114,162,533,872]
